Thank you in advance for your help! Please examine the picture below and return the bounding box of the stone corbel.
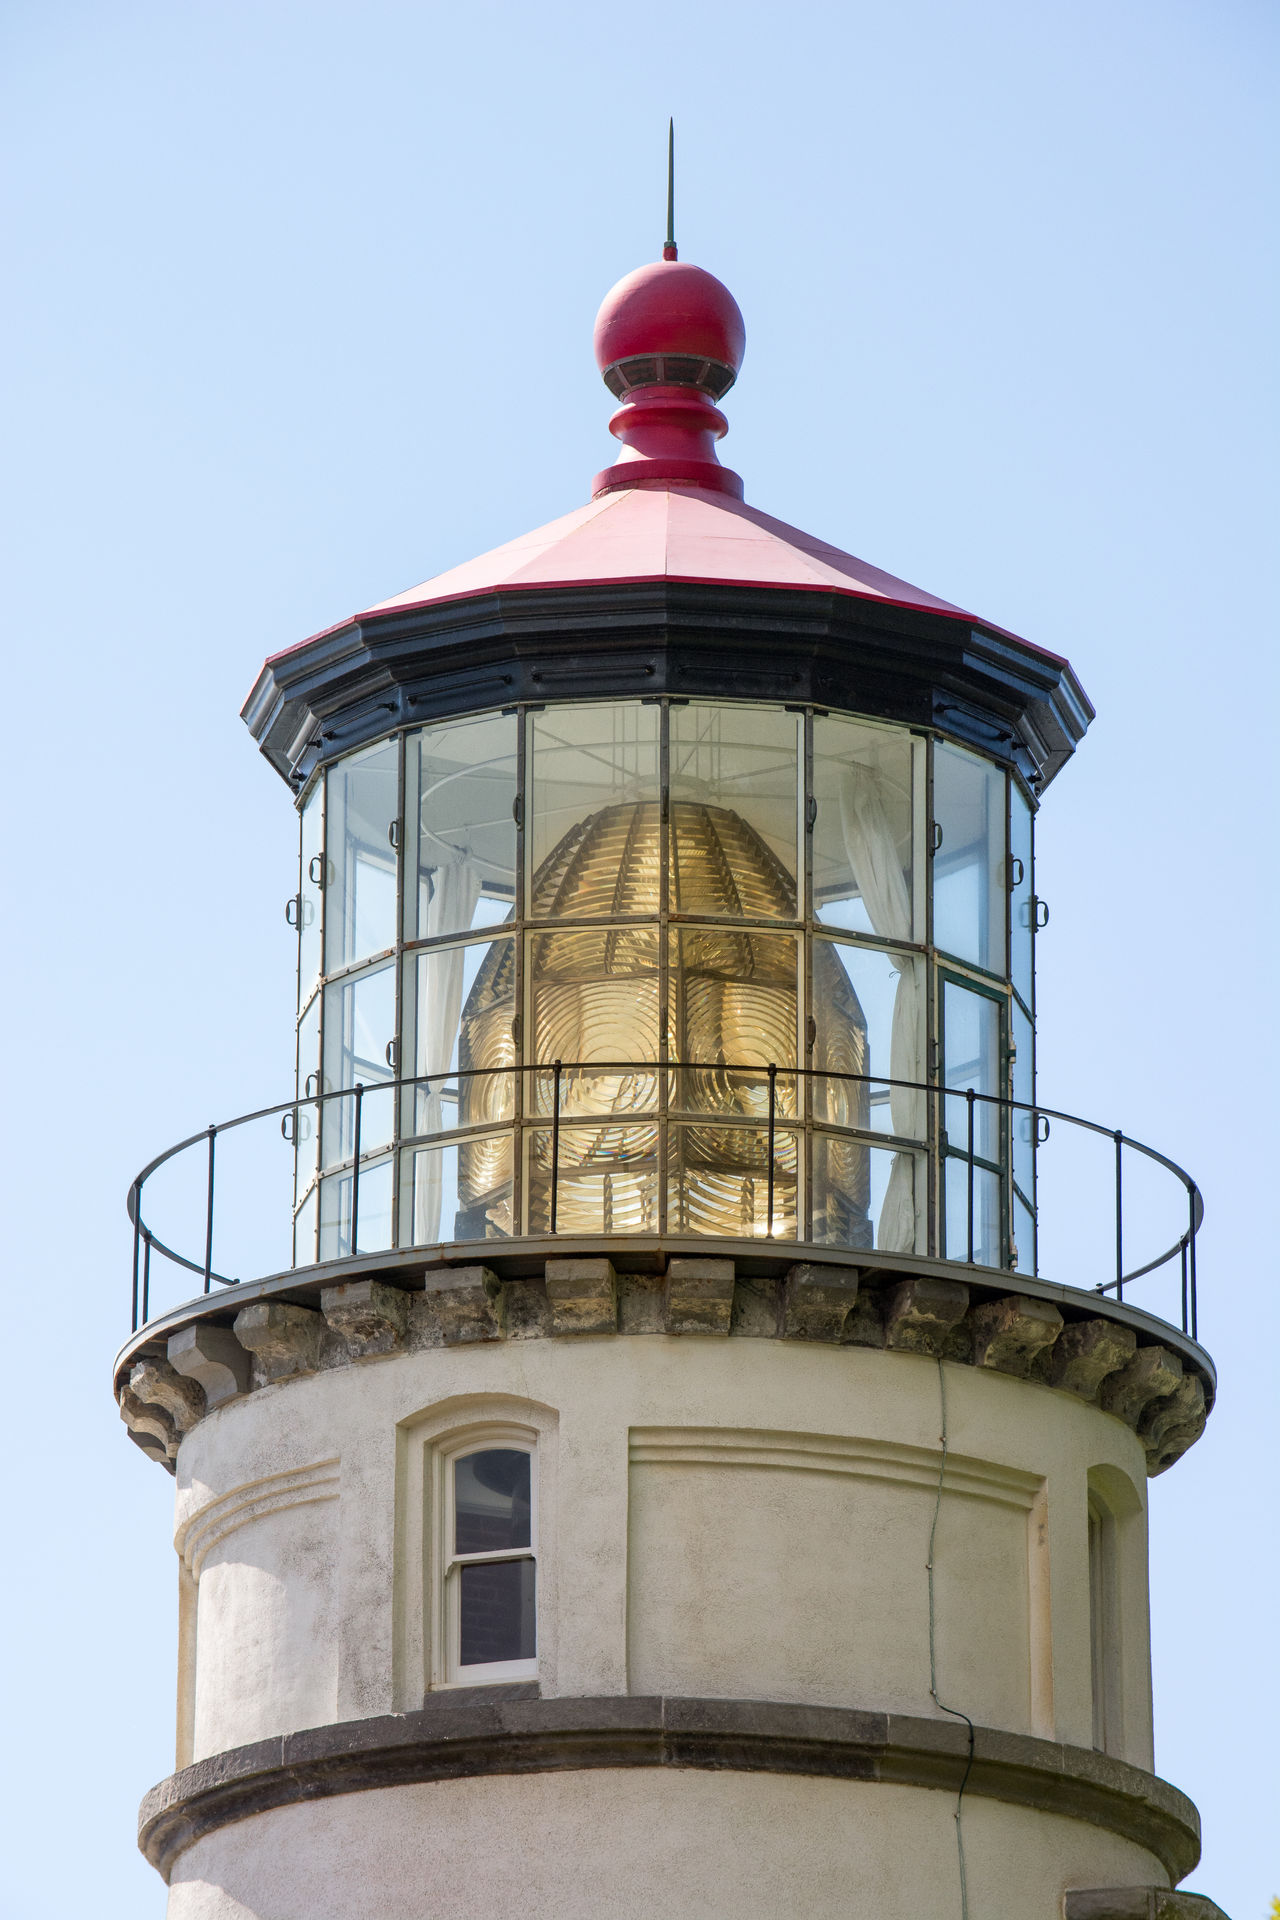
[664,1257,735,1335]
[968,1294,1064,1377]
[415,1266,506,1345]
[118,1384,179,1464]
[233,1302,326,1384]
[1043,1319,1137,1400]
[321,1279,410,1357]
[882,1277,969,1354]
[130,1358,207,1433]
[544,1258,618,1336]
[782,1263,861,1341]
[1099,1346,1183,1429]
[167,1324,251,1408]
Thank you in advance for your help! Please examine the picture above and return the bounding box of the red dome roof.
[594,259,746,376]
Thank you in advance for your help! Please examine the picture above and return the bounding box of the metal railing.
[127,1062,1202,1341]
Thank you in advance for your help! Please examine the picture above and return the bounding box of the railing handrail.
[127,1059,1203,1339]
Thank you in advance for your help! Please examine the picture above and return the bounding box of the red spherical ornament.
[593,259,746,380]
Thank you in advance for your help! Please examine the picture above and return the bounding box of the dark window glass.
[454,1449,531,1554]
[459,1559,537,1667]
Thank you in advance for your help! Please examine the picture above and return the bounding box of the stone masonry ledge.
[137,1694,1202,1886]
[114,1240,1214,1479]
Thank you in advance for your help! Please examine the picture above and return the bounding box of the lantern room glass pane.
[528,703,660,907]
[404,714,517,944]
[812,941,925,1140]
[529,926,660,1069]
[1010,782,1034,1013]
[668,927,797,1094]
[668,704,800,919]
[455,1450,532,1554]
[322,962,395,1166]
[319,1154,392,1260]
[945,1160,1003,1267]
[933,743,1006,975]
[404,937,515,1140]
[299,778,324,999]
[293,1187,317,1267]
[811,1136,925,1254]
[1011,997,1035,1207]
[458,1558,536,1667]
[942,978,1003,1166]
[813,717,919,938]
[527,1121,658,1234]
[295,995,321,1195]
[406,1133,513,1245]
[667,1123,797,1239]
[324,741,399,974]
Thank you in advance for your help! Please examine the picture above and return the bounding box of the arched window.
[441,1435,537,1683]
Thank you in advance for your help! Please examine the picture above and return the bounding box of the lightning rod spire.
[663,118,677,261]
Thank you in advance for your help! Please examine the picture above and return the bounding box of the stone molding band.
[138,1693,1201,1885]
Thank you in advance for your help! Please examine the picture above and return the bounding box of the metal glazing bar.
[351,1083,364,1257]
[1114,1129,1124,1300]
[767,1062,777,1237]
[204,1127,216,1294]
[550,1060,562,1234]
[967,1088,976,1264]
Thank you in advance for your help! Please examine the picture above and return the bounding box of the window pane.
[404,714,517,943]
[319,1155,393,1260]
[406,1133,513,1245]
[667,1123,797,1239]
[811,1135,924,1255]
[813,716,918,937]
[813,942,925,1140]
[404,937,515,1139]
[529,703,659,902]
[669,704,799,919]
[299,779,324,997]
[322,963,395,1166]
[455,1449,532,1553]
[1013,1193,1036,1276]
[459,1558,536,1667]
[933,743,1005,973]
[527,1120,658,1234]
[1010,783,1034,1011]
[669,928,797,1111]
[943,979,1003,1166]
[530,926,660,1070]
[324,741,399,973]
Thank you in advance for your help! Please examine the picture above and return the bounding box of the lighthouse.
[116,237,1228,1920]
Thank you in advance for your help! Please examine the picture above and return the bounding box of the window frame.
[433,1423,539,1688]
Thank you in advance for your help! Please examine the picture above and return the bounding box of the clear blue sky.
[1,1,1275,1914]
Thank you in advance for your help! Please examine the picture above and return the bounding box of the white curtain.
[839,766,922,1253]
[413,859,483,1244]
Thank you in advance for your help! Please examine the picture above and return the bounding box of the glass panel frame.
[932,741,1007,977]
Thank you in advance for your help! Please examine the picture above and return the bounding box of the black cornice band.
[242,581,1092,796]
[139,1694,1199,1883]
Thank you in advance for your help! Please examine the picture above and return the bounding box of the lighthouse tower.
[116,242,1228,1920]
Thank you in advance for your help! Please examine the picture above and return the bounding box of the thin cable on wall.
[927,1354,975,1920]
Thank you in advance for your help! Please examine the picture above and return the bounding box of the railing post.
[1114,1128,1124,1300]
[1181,1238,1189,1336]
[766,1062,777,1237]
[350,1083,364,1257]
[204,1126,216,1294]
[966,1087,976,1264]
[1189,1186,1198,1341]
[142,1229,152,1325]
[550,1060,562,1234]
[131,1182,141,1333]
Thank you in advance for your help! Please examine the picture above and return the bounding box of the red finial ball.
[593,259,746,384]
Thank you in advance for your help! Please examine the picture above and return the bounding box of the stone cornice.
[115,1245,1213,1478]
[119,1243,1213,1475]
[137,1693,1200,1885]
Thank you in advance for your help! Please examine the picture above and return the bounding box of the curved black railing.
[127,1062,1202,1341]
